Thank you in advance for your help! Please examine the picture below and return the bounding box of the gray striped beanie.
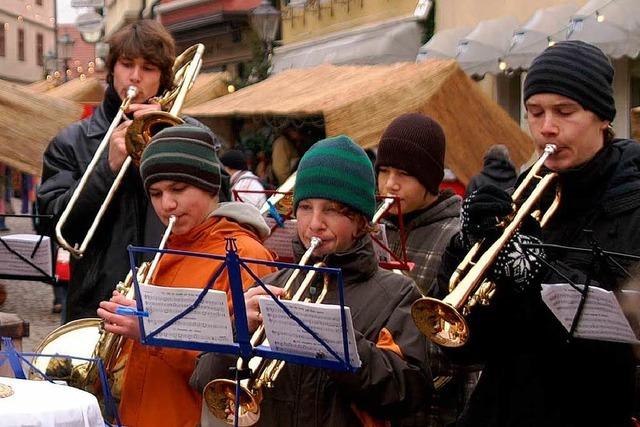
[140,125,222,195]
[293,135,376,220]
[524,41,615,121]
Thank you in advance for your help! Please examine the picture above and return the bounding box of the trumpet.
[203,237,325,426]
[259,172,297,217]
[55,44,204,258]
[372,195,395,225]
[411,144,560,347]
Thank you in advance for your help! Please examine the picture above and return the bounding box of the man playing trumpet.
[439,41,639,426]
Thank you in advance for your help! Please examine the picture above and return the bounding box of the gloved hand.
[490,233,547,292]
[460,185,514,249]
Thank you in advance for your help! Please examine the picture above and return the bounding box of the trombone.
[411,144,561,347]
[55,44,205,258]
[203,237,325,426]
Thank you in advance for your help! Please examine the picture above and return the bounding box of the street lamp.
[250,0,281,60]
[43,50,57,79]
[58,33,75,82]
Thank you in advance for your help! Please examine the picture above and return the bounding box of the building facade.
[0,0,56,83]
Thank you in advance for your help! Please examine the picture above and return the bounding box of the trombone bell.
[125,111,184,166]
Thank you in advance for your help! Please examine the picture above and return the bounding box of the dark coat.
[38,101,152,321]
[191,235,433,427]
[440,139,640,427]
[465,155,517,197]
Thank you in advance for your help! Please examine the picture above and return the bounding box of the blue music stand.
[125,238,359,427]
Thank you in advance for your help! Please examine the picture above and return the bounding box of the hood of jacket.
[210,201,271,240]
[481,155,517,182]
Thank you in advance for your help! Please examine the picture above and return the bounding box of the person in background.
[464,144,517,197]
[220,149,267,210]
[271,125,302,185]
[97,125,276,427]
[191,135,433,426]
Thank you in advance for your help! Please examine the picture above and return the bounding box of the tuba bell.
[411,144,561,347]
[31,216,176,411]
[202,237,327,426]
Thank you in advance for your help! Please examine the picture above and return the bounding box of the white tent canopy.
[416,0,640,75]
[455,15,519,75]
[567,0,640,58]
[417,26,472,61]
[271,17,422,73]
[505,3,579,69]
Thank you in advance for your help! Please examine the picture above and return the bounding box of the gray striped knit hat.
[523,41,615,121]
[293,135,376,220]
[140,125,222,195]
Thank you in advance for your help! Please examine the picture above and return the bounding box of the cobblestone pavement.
[1,200,61,352]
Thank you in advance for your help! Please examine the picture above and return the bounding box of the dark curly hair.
[105,19,176,96]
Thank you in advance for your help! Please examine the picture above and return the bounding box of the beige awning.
[183,61,533,184]
[0,79,83,176]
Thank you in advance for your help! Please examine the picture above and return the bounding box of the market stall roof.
[184,61,533,184]
[0,79,83,176]
[182,71,231,108]
[46,77,106,105]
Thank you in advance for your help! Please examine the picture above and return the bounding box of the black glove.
[460,185,514,249]
[490,233,547,293]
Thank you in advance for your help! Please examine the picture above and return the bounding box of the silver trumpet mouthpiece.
[126,86,138,98]
[310,237,322,249]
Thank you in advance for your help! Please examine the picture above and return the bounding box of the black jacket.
[440,140,640,427]
[191,235,433,426]
[465,155,517,197]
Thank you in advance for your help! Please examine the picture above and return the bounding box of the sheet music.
[371,223,391,262]
[139,284,234,345]
[0,234,52,276]
[541,283,640,344]
[259,297,362,367]
[263,218,297,260]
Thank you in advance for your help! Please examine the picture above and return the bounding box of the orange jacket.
[119,215,275,427]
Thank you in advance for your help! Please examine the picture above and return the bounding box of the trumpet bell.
[411,298,469,348]
[125,111,184,166]
[204,379,261,426]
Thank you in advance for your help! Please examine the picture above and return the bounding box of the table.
[0,376,104,427]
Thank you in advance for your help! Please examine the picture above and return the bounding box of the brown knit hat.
[375,113,446,195]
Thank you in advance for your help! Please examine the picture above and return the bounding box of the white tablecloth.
[0,377,104,427]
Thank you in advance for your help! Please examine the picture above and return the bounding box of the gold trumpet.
[203,237,325,426]
[411,144,560,348]
[259,172,297,217]
[55,43,204,258]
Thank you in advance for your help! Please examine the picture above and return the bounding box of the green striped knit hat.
[140,125,222,195]
[294,135,375,220]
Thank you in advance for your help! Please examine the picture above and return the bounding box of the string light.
[227,85,236,93]
[596,11,605,23]
[498,60,508,71]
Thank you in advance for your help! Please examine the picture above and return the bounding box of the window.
[36,0,43,5]
[36,33,43,65]
[18,29,25,61]
[0,23,5,57]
